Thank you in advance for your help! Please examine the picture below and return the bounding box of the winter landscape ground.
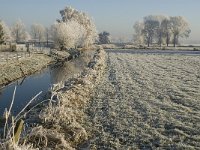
[84,49,200,149]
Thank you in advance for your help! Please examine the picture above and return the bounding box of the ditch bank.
[0,54,54,86]
[5,48,106,149]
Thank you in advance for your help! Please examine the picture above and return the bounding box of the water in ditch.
[0,52,93,116]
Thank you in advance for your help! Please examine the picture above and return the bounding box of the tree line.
[133,15,191,47]
[1,12,192,49]
[0,6,98,50]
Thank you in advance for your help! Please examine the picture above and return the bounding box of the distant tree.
[0,24,3,44]
[169,16,191,47]
[99,31,111,44]
[150,15,167,47]
[161,18,171,46]
[45,27,50,46]
[11,19,29,43]
[133,15,191,47]
[0,20,12,44]
[31,23,45,44]
[142,16,159,47]
[133,21,144,45]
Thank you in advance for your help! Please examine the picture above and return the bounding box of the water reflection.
[0,51,94,116]
[50,52,93,83]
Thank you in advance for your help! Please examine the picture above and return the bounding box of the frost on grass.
[85,50,200,149]
[20,48,106,149]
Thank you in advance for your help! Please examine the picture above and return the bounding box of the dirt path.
[84,50,200,149]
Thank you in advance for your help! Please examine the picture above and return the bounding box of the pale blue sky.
[0,0,200,42]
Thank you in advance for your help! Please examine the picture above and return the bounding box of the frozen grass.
[0,89,42,150]
[85,49,200,149]
[0,54,53,86]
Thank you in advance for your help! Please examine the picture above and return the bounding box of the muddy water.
[0,52,93,116]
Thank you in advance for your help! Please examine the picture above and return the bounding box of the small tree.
[99,31,111,44]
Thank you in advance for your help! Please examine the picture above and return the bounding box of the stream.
[0,52,93,116]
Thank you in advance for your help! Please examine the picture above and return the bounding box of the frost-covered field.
[85,50,200,149]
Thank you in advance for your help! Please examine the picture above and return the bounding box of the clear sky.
[0,0,200,42]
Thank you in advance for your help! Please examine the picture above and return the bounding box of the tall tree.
[59,6,97,48]
[52,20,86,50]
[170,16,191,47]
[0,24,4,44]
[161,18,171,46]
[142,16,159,47]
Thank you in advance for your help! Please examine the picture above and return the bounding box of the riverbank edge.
[100,44,200,51]
[0,54,55,87]
[14,47,106,149]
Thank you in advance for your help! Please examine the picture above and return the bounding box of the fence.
[0,52,31,63]
[29,46,51,55]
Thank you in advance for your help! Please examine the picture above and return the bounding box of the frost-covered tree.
[99,31,111,44]
[58,6,97,48]
[0,24,3,44]
[52,20,86,50]
[142,16,159,47]
[133,21,144,45]
[31,23,45,44]
[11,19,29,43]
[133,15,191,47]
[169,16,191,47]
[150,15,167,47]
[0,20,12,44]
[161,18,171,46]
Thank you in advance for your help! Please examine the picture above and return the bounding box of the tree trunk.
[147,37,150,47]
[173,35,176,47]
[166,33,169,47]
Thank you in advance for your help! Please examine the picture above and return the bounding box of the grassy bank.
[0,54,54,86]
[0,48,106,149]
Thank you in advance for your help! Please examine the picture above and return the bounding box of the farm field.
[84,49,200,149]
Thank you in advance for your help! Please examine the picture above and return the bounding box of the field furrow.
[84,50,200,149]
